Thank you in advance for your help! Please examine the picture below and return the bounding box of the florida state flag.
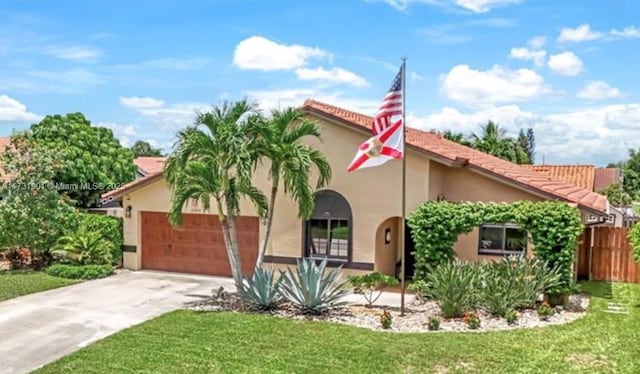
[347,119,403,172]
[348,65,404,173]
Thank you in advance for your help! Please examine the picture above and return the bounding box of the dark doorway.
[397,222,416,280]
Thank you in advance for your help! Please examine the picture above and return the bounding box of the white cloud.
[294,67,368,87]
[408,103,640,165]
[99,122,136,147]
[233,36,330,71]
[558,24,603,43]
[509,47,546,66]
[370,0,522,13]
[0,95,41,123]
[558,24,640,43]
[440,64,549,106]
[41,45,102,62]
[245,88,379,113]
[119,96,209,128]
[419,17,516,44]
[577,81,624,100]
[610,26,640,38]
[410,72,424,80]
[119,96,165,109]
[527,35,546,49]
[547,51,584,76]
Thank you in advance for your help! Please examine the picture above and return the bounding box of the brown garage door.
[141,211,259,276]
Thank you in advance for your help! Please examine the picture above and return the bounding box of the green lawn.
[0,272,78,302]
[38,282,640,373]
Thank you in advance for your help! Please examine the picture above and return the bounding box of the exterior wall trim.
[264,255,374,270]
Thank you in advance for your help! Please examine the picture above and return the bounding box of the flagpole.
[400,57,407,316]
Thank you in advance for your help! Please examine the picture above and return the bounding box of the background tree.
[253,107,331,269]
[0,137,76,268]
[165,101,267,288]
[599,183,632,207]
[23,113,136,207]
[517,128,535,164]
[130,140,163,157]
[442,130,472,147]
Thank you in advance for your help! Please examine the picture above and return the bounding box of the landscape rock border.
[187,291,590,333]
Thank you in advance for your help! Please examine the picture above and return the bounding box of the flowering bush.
[463,311,481,329]
[380,310,393,329]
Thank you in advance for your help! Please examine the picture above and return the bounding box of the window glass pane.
[309,219,328,256]
[505,227,527,252]
[479,226,504,250]
[328,219,349,258]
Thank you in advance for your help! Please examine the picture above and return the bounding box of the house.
[134,157,166,178]
[101,100,608,278]
[521,164,634,227]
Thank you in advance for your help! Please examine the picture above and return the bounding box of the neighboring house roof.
[520,165,595,191]
[102,100,609,214]
[594,167,620,192]
[134,157,166,176]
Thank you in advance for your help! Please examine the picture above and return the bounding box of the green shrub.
[46,264,113,280]
[504,309,518,325]
[408,280,430,303]
[628,224,640,264]
[426,316,440,331]
[278,259,350,314]
[348,271,399,307]
[65,213,123,265]
[463,311,481,329]
[380,310,392,329]
[240,267,281,310]
[479,257,562,316]
[426,261,480,318]
[537,301,554,321]
[52,228,114,265]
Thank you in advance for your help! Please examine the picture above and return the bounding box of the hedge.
[46,264,114,280]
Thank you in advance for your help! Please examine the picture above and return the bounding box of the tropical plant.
[252,107,331,269]
[504,309,518,325]
[426,261,480,318]
[537,302,554,321]
[130,140,163,157]
[20,113,136,207]
[348,271,399,307]
[478,257,563,316]
[380,310,392,329]
[52,228,114,265]
[426,316,440,331]
[165,100,268,289]
[65,213,123,265]
[463,311,481,329]
[278,258,350,313]
[408,279,430,302]
[240,267,282,310]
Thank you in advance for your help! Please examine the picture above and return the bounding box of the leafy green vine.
[407,201,583,292]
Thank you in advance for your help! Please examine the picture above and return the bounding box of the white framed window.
[478,223,527,256]
[587,215,599,223]
[607,214,615,224]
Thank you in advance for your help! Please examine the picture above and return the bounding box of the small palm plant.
[278,258,350,314]
[240,267,282,310]
[52,228,114,265]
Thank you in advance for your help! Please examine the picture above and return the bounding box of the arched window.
[304,190,352,261]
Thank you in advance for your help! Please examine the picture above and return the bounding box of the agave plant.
[278,258,350,313]
[51,228,114,266]
[240,267,282,310]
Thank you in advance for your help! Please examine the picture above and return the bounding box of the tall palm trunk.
[216,199,244,290]
[256,176,279,269]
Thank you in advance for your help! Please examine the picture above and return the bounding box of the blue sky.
[1,0,639,165]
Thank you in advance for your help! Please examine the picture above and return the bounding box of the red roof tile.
[134,157,166,175]
[303,99,608,213]
[594,167,620,192]
[520,165,595,191]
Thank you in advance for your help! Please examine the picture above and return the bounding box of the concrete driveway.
[0,271,234,374]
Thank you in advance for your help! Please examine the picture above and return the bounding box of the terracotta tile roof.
[303,99,608,214]
[594,167,621,192]
[520,165,595,191]
[101,171,163,202]
[134,157,166,175]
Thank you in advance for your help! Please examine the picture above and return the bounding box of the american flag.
[372,65,404,135]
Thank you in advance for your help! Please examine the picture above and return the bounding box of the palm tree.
[472,121,527,164]
[164,100,267,288]
[253,107,332,269]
